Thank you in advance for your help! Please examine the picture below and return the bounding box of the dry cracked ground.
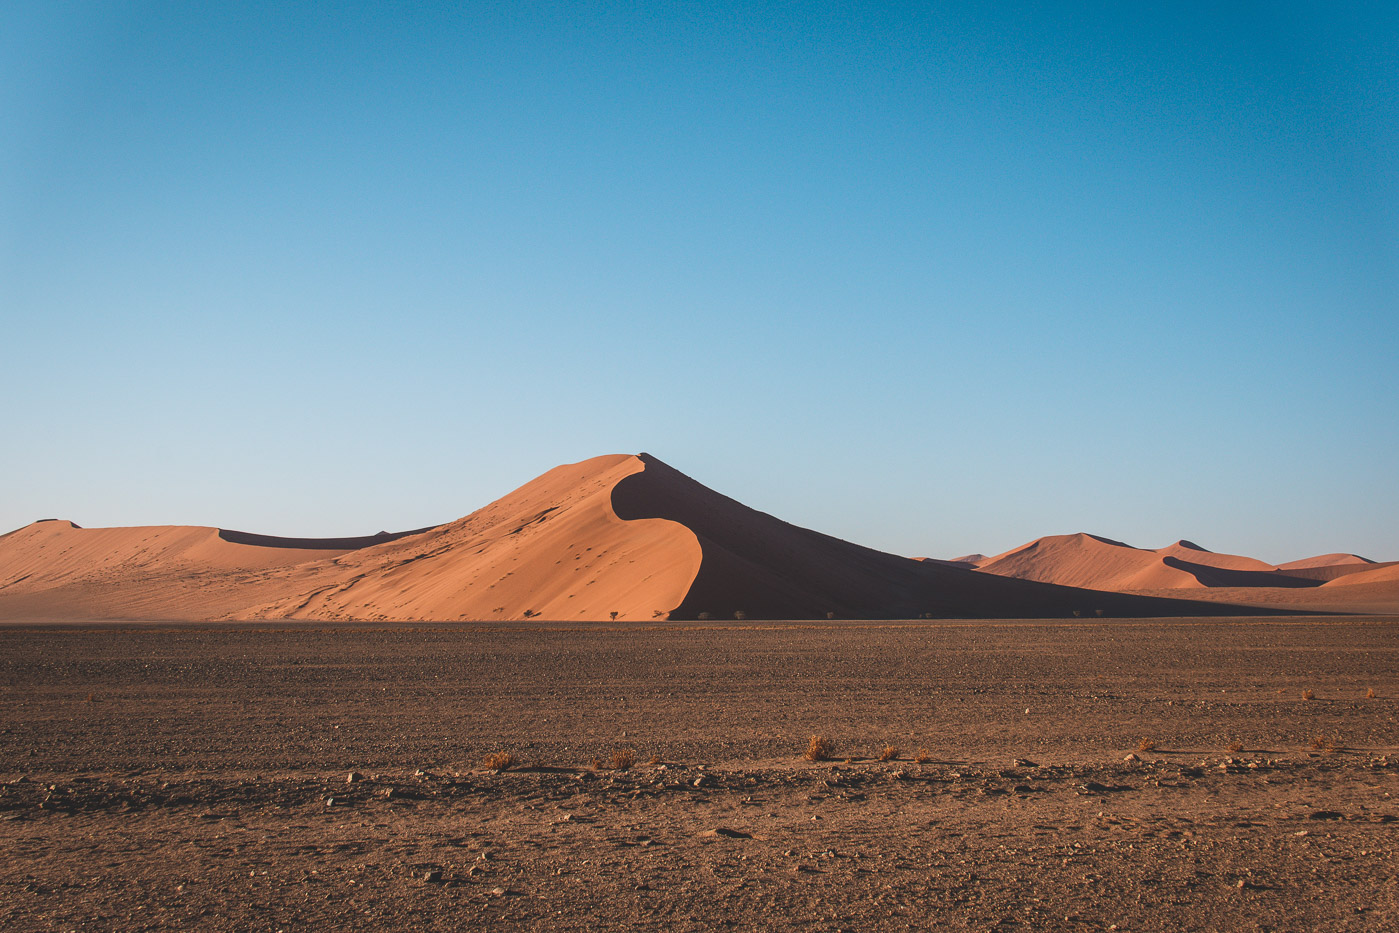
[1,618,1397,931]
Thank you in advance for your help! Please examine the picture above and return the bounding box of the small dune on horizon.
[972,533,1379,593]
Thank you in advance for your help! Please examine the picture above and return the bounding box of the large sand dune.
[0,453,1276,622]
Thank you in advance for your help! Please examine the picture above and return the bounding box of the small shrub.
[521,609,536,619]
[1226,739,1244,754]
[611,748,636,771]
[1366,687,1376,699]
[826,612,835,620]
[652,610,665,619]
[913,747,931,764]
[1309,734,1340,754]
[588,757,603,771]
[734,611,747,621]
[804,735,834,762]
[610,611,618,621]
[1302,689,1315,701]
[1136,737,1157,753]
[483,751,514,772]
[879,745,901,762]
[697,612,711,620]
[646,754,661,766]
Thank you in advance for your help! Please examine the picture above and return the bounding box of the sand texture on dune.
[234,454,703,622]
[0,453,1278,622]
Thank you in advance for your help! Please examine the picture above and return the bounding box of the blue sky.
[3,1,1396,564]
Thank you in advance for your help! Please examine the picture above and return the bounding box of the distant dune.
[975,534,1349,592]
[1277,553,1374,571]
[0,454,1282,622]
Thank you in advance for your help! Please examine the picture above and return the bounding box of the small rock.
[346,771,363,783]
[422,869,442,883]
[693,776,710,788]
[490,886,507,896]
[1123,753,1140,763]
[1014,758,1038,768]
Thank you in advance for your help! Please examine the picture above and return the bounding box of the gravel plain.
[2,618,1397,931]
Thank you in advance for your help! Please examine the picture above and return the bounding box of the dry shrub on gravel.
[1227,739,1244,754]
[611,748,636,771]
[1302,689,1315,700]
[1135,737,1157,753]
[879,745,901,762]
[913,748,931,764]
[482,751,514,772]
[805,735,834,762]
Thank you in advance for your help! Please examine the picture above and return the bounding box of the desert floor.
[2,618,1397,931]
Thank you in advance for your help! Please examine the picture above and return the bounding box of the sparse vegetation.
[1136,737,1157,753]
[611,748,636,771]
[587,757,603,771]
[482,751,514,772]
[1309,734,1339,753]
[879,744,901,762]
[1227,739,1244,754]
[1366,687,1376,698]
[1302,689,1315,700]
[521,609,537,619]
[734,611,747,620]
[913,747,931,764]
[804,735,834,762]
[697,612,711,620]
[647,754,662,766]
[610,611,618,621]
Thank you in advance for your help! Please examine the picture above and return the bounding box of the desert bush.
[1302,688,1315,700]
[483,751,514,772]
[734,611,747,620]
[1366,687,1376,699]
[1309,734,1340,753]
[913,748,931,764]
[1226,739,1244,754]
[697,612,711,620]
[804,735,834,762]
[610,611,618,621]
[611,748,636,771]
[588,757,603,771]
[1136,737,1157,753]
[879,744,901,761]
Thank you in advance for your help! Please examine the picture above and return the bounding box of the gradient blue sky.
[4,1,1396,564]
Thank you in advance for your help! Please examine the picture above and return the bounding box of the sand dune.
[0,453,1278,622]
[976,534,1334,592]
[1277,553,1373,570]
[1324,562,1399,588]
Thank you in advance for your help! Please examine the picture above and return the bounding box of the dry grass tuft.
[1366,687,1376,699]
[482,751,515,772]
[879,745,901,762]
[804,735,834,762]
[647,754,662,766]
[1226,739,1244,754]
[587,757,603,771]
[913,748,931,764]
[1309,734,1339,754]
[1135,737,1157,753]
[611,748,636,771]
[1302,688,1315,700]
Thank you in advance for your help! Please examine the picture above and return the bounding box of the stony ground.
[1,618,1397,931]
